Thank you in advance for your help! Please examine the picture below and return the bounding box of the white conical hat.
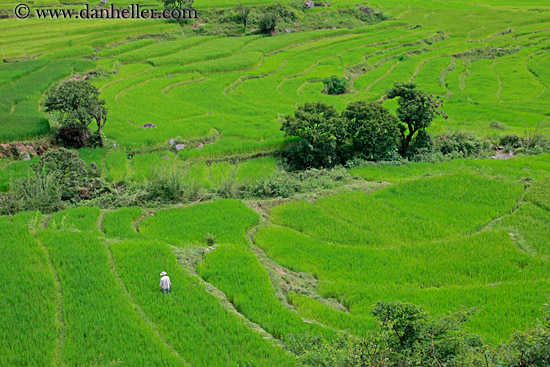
[160,271,167,276]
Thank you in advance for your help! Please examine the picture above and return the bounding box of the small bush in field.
[322,75,348,95]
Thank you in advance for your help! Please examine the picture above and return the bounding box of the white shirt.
[160,275,171,290]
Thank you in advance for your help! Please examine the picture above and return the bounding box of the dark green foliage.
[162,0,194,10]
[43,80,107,147]
[386,82,446,157]
[498,305,550,367]
[287,301,481,367]
[205,232,216,246]
[88,130,106,148]
[433,132,490,158]
[499,134,521,149]
[258,12,278,34]
[241,166,348,198]
[281,101,403,169]
[372,301,428,349]
[281,102,345,169]
[322,75,348,95]
[351,6,388,23]
[342,101,401,161]
[288,301,550,367]
[2,148,108,214]
[36,148,104,201]
[56,124,90,149]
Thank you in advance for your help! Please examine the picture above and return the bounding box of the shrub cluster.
[280,83,498,170]
[0,148,108,214]
[323,75,348,95]
[499,131,550,155]
[43,80,107,149]
[280,99,405,170]
[287,300,550,367]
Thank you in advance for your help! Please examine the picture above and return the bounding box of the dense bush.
[43,80,108,148]
[287,300,550,367]
[281,101,405,169]
[386,82,446,157]
[322,75,348,95]
[56,124,90,149]
[342,101,402,161]
[499,134,521,149]
[433,132,491,158]
[281,102,346,169]
[2,148,108,214]
[258,12,278,34]
[281,83,447,169]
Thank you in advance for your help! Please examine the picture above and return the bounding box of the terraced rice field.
[1,0,550,150]
[3,157,550,365]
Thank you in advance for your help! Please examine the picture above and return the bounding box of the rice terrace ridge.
[1,0,550,366]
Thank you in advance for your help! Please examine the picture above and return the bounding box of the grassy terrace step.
[38,230,186,367]
[252,169,550,343]
[0,218,56,367]
[110,239,296,367]
[269,173,523,247]
[139,199,259,246]
[197,243,333,340]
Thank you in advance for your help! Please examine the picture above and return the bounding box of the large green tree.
[386,82,446,156]
[281,102,347,169]
[342,101,402,161]
[43,79,107,133]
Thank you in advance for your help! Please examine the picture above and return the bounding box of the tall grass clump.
[7,167,62,214]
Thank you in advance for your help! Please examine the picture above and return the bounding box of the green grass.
[197,243,332,340]
[104,150,129,182]
[0,157,38,192]
[287,291,374,337]
[48,206,100,232]
[255,225,550,343]
[139,199,259,246]
[525,175,550,210]
[110,239,297,367]
[1,0,550,363]
[102,207,142,239]
[255,170,550,343]
[270,173,522,247]
[78,148,107,170]
[0,219,56,367]
[38,230,185,367]
[0,58,94,141]
[350,154,550,182]
[131,151,173,182]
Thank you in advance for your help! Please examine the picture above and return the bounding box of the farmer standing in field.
[160,271,172,294]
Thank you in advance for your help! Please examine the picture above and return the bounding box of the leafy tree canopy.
[43,79,107,133]
[385,82,446,156]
